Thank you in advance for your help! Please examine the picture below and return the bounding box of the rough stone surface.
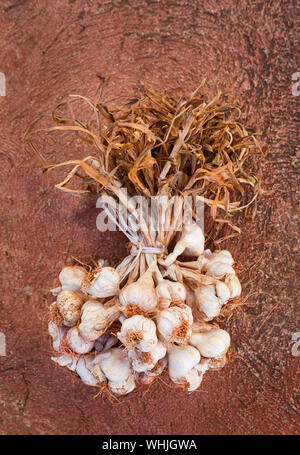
[0,0,299,435]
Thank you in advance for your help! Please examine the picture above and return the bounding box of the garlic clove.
[84,267,120,298]
[128,341,166,373]
[56,290,85,327]
[66,327,95,354]
[48,320,68,352]
[156,304,193,344]
[224,273,242,299]
[79,300,120,342]
[190,328,230,358]
[119,268,157,315]
[205,261,235,277]
[194,286,222,321]
[59,266,87,291]
[168,344,200,380]
[155,280,186,309]
[117,315,158,352]
[215,281,231,302]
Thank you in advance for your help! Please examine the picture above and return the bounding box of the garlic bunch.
[156,304,193,344]
[84,267,120,298]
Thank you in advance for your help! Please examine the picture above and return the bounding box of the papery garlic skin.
[224,274,242,299]
[194,285,222,321]
[66,327,95,354]
[190,328,230,358]
[48,320,68,352]
[119,271,157,314]
[56,290,84,327]
[156,280,186,309]
[59,266,87,291]
[128,341,166,373]
[206,261,235,277]
[79,300,119,342]
[168,344,200,381]
[157,304,193,344]
[85,267,120,298]
[117,315,158,352]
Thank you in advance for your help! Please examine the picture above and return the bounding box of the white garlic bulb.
[155,280,186,309]
[164,223,205,266]
[117,315,158,352]
[190,328,230,358]
[85,267,120,298]
[202,250,234,269]
[48,320,68,352]
[97,347,136,395]
[194,285,222,321]
[224,274,242,299]
[119,268,157,314]
[51,354,78,372]
[157,304,193,344]
[79,300,120,342]
[128,341,166,373]
[59,266,87,291]
[168,344,200,382]
[135,356,167,385]
[56,290,85,326]
[205,261,235,277]
[76,355,106,386]
[215,281,231,302]
[66,327,94,354]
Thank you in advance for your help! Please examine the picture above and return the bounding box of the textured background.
[0,0,299,435]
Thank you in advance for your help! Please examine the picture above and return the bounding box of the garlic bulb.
[157,304,193,344]
[202,250,234,270]
[215,281,231,302]
[48,320,68,352]
[194,285,222,321]
[205,261,235,277]
[76,355,105,386]
[84,267,120,298]
[119,268,157,314]
[117,315,158,352]
[56,290,84,326]
[168,344,200,382]
[79,300,120,342]
[190,328,230,358]
[155,280,186,309]
[128,341,166,373]
[66,327,94,354]
[224,273,242,299]
[164,223,205,266]
[59,266,87,291]
[51,354,78,371]
[98,347,136,395]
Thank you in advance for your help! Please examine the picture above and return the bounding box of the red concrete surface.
[0,0,299,435]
